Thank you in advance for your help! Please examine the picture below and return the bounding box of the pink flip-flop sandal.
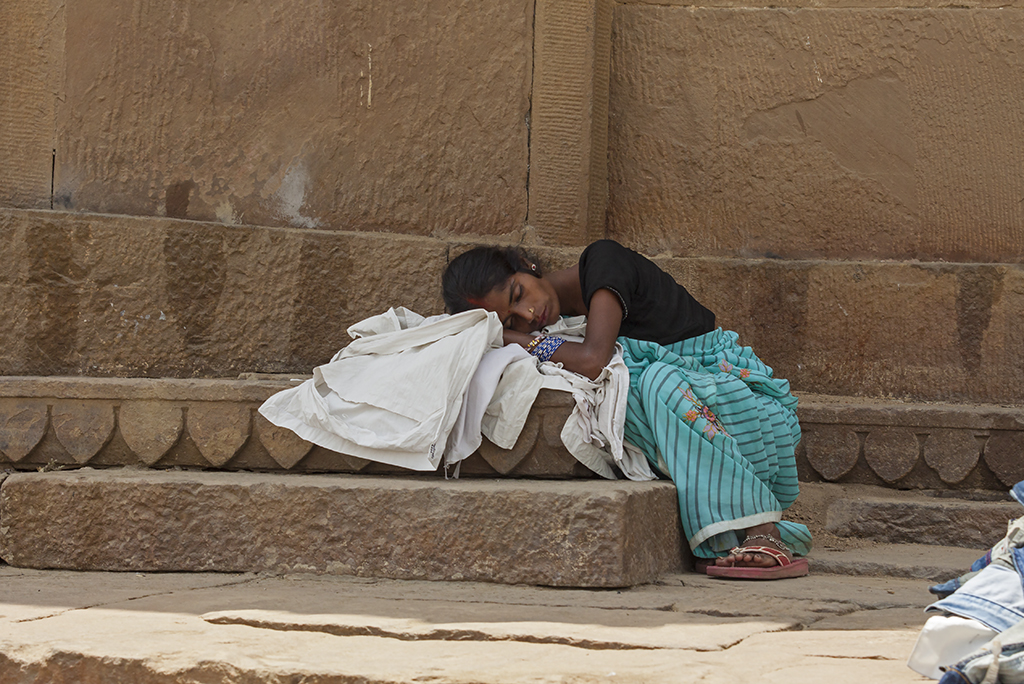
[706,544,809,580]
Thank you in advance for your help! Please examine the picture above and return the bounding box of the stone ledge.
[0,376,590,478]
[797,393,1024,489]
[4,377,1023,490]
[825,494,1019,548]
[809,544,983,582]
[0,470,684,587]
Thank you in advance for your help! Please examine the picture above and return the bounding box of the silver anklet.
[742,534,790,553]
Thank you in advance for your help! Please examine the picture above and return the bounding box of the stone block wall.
[2,209,1021,405]
[607,4,1024,266]
[3,0,1023,410]
[2,0,534,237]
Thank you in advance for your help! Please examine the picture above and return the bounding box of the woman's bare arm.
[503,288,623,381]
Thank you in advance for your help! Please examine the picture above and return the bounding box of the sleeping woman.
[441,239,811,579]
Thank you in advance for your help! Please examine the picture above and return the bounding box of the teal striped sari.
[620,329,812,559]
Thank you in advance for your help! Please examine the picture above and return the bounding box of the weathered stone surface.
[0,568,939,684]
[529,0,613,245]
[0,378,594,478]
[825,496,1019,548]
[0,399,48,463]
[608,7,1024,265]
[253,414,312,470]
[0,0,60,209]
[476,412,540,475]
[863,427,920,484]
[0,211,450,377]
[50,401,115,464]
[2,379,1022,489]
[118,401,183,466]
[797,394,1024,488]
[924,429,983,485]
[186,404,251,467]
[41,0,532,235]
[984,430,1024,486]
[800,426,859,481]
[0,470,684,587]
[3,210,1024,405]
[810,543,985,582]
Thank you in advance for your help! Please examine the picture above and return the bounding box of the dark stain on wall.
[956,267,1002,375]
[25,221,83,372]
[163,225,226,361]
[166,181,197,219]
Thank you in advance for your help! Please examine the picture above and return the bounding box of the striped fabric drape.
[620,329,812,559]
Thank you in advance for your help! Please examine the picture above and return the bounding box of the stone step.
[0,375,591,479]
[0,469,685,588]
[792,482,1019,550]
[809,543,983,583]
[2,375,1023,490]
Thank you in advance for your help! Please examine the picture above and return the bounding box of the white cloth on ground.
[445,344,541,466]
[260,308,656,481]
[907,614,998,680]
[259,308,503,471]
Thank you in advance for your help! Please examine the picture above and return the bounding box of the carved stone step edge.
[797,393,1024,490]
[0,378,1021,489]
[0,376,585,478]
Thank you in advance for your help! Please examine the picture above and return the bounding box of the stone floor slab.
[0,568,932,683]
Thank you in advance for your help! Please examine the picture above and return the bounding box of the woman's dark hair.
[442,246,543,314]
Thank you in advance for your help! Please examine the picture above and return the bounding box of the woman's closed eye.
[503,283,523,328]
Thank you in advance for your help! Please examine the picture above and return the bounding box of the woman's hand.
[503,288,622,381]
[502,329,535,348]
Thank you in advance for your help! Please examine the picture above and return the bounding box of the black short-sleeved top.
[578,240,716,345]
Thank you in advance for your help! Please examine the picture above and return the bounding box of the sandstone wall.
[2,0,533,237]
[607,4,1024,264]
[3,0,1023,406]
[604,2,1024,404]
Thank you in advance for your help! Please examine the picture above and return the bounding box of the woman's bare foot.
[713,523,793,568]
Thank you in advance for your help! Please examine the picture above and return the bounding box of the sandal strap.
[726,545,792,567]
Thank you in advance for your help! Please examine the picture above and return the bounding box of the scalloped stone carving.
[119,401,184,465]
[254,414,313,469]
[0,399,49,462]
[984,431,1024,487]
[801,426,859,481]
[478,412,540,475]
[923,429,982,484]
[187,403,252,467]
[864,427,919,483]
[52,401,116,464]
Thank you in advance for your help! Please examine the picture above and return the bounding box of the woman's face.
[478,272,561,333]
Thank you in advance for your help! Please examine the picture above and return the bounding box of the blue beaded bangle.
[530,335,565,363]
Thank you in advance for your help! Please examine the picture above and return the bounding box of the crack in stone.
[686,609,762,619]
[712,622,806,653]
[275,590,678,614]
[808,654,896,661]
[13,576,262,623]
[203,615,665,651]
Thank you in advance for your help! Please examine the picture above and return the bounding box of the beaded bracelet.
[531,335,565,363]
[524,335,545,354]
